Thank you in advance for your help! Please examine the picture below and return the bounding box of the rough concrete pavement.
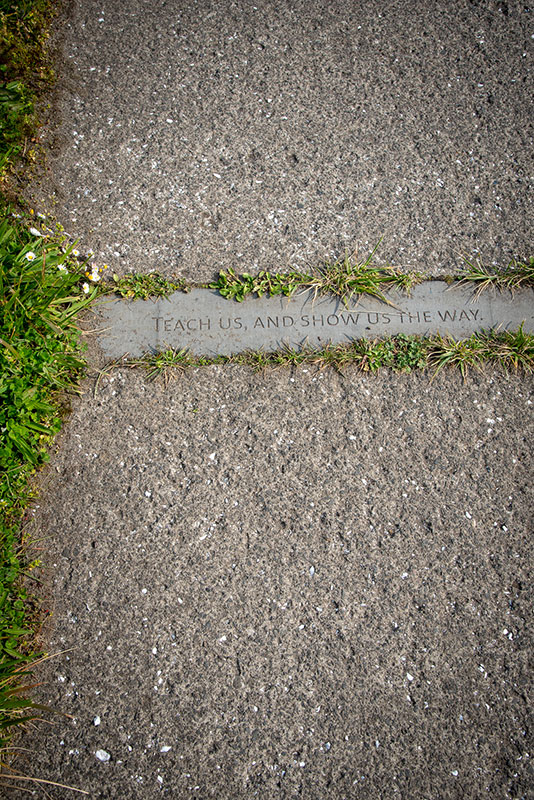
[7,367,534,799]
[7,0,534,797]
[37,0,533,279]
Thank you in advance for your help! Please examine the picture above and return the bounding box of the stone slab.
[94,282,534,358]
[36,0,533,280]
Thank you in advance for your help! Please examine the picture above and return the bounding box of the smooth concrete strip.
[94,283,534,358]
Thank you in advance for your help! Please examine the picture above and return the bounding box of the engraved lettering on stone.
[94,283,534,359]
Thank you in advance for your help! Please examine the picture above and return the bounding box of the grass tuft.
[459,256,534,297]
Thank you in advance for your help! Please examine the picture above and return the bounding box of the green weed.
[99,329,533,384]
[0,0,56,183]
[209,244,423,305]
[459,256,534,297]
[111,271,188,300]
[426,327,534,378]
[209,266,312,302]
[306,245,422,305]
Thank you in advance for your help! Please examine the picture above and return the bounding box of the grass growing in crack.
[98,329,533,386]
[427,325,534,377]
[210,244,423,304]
[111,271,188,299]
[459,256,534,297]
[306,244,422,304]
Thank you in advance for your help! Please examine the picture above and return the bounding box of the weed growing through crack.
[426,326,534,377]
[111,271,188,299]
[209,243,423,305]
[97,329,533,387]
[459,256,534,297]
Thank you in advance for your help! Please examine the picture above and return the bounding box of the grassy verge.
[0,210,96,755]
[0,0,55,190]
[0,0,97,777]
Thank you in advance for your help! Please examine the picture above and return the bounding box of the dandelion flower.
[25,251,36,261]
[82,282,90,294]
[29,227,42,237]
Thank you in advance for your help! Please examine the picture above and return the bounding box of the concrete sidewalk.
[9,368,534,799]
[7,1,534,798]
[38,0,532,278]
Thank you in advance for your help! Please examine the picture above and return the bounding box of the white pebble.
[93,716,101,726]
[95,749,110,762]
[160,745,172,753]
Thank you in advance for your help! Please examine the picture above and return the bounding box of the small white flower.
[29,227,42,237]
[90,272,101,282]
[72,248,80,257]
[58,264,68,273]
[37,212,46,219]
[25,251,36,261]
[11,212,21,218]
[82,282,90,293]
[87,249,95,257]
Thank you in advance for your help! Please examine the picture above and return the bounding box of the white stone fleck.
[95,749,111,762]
